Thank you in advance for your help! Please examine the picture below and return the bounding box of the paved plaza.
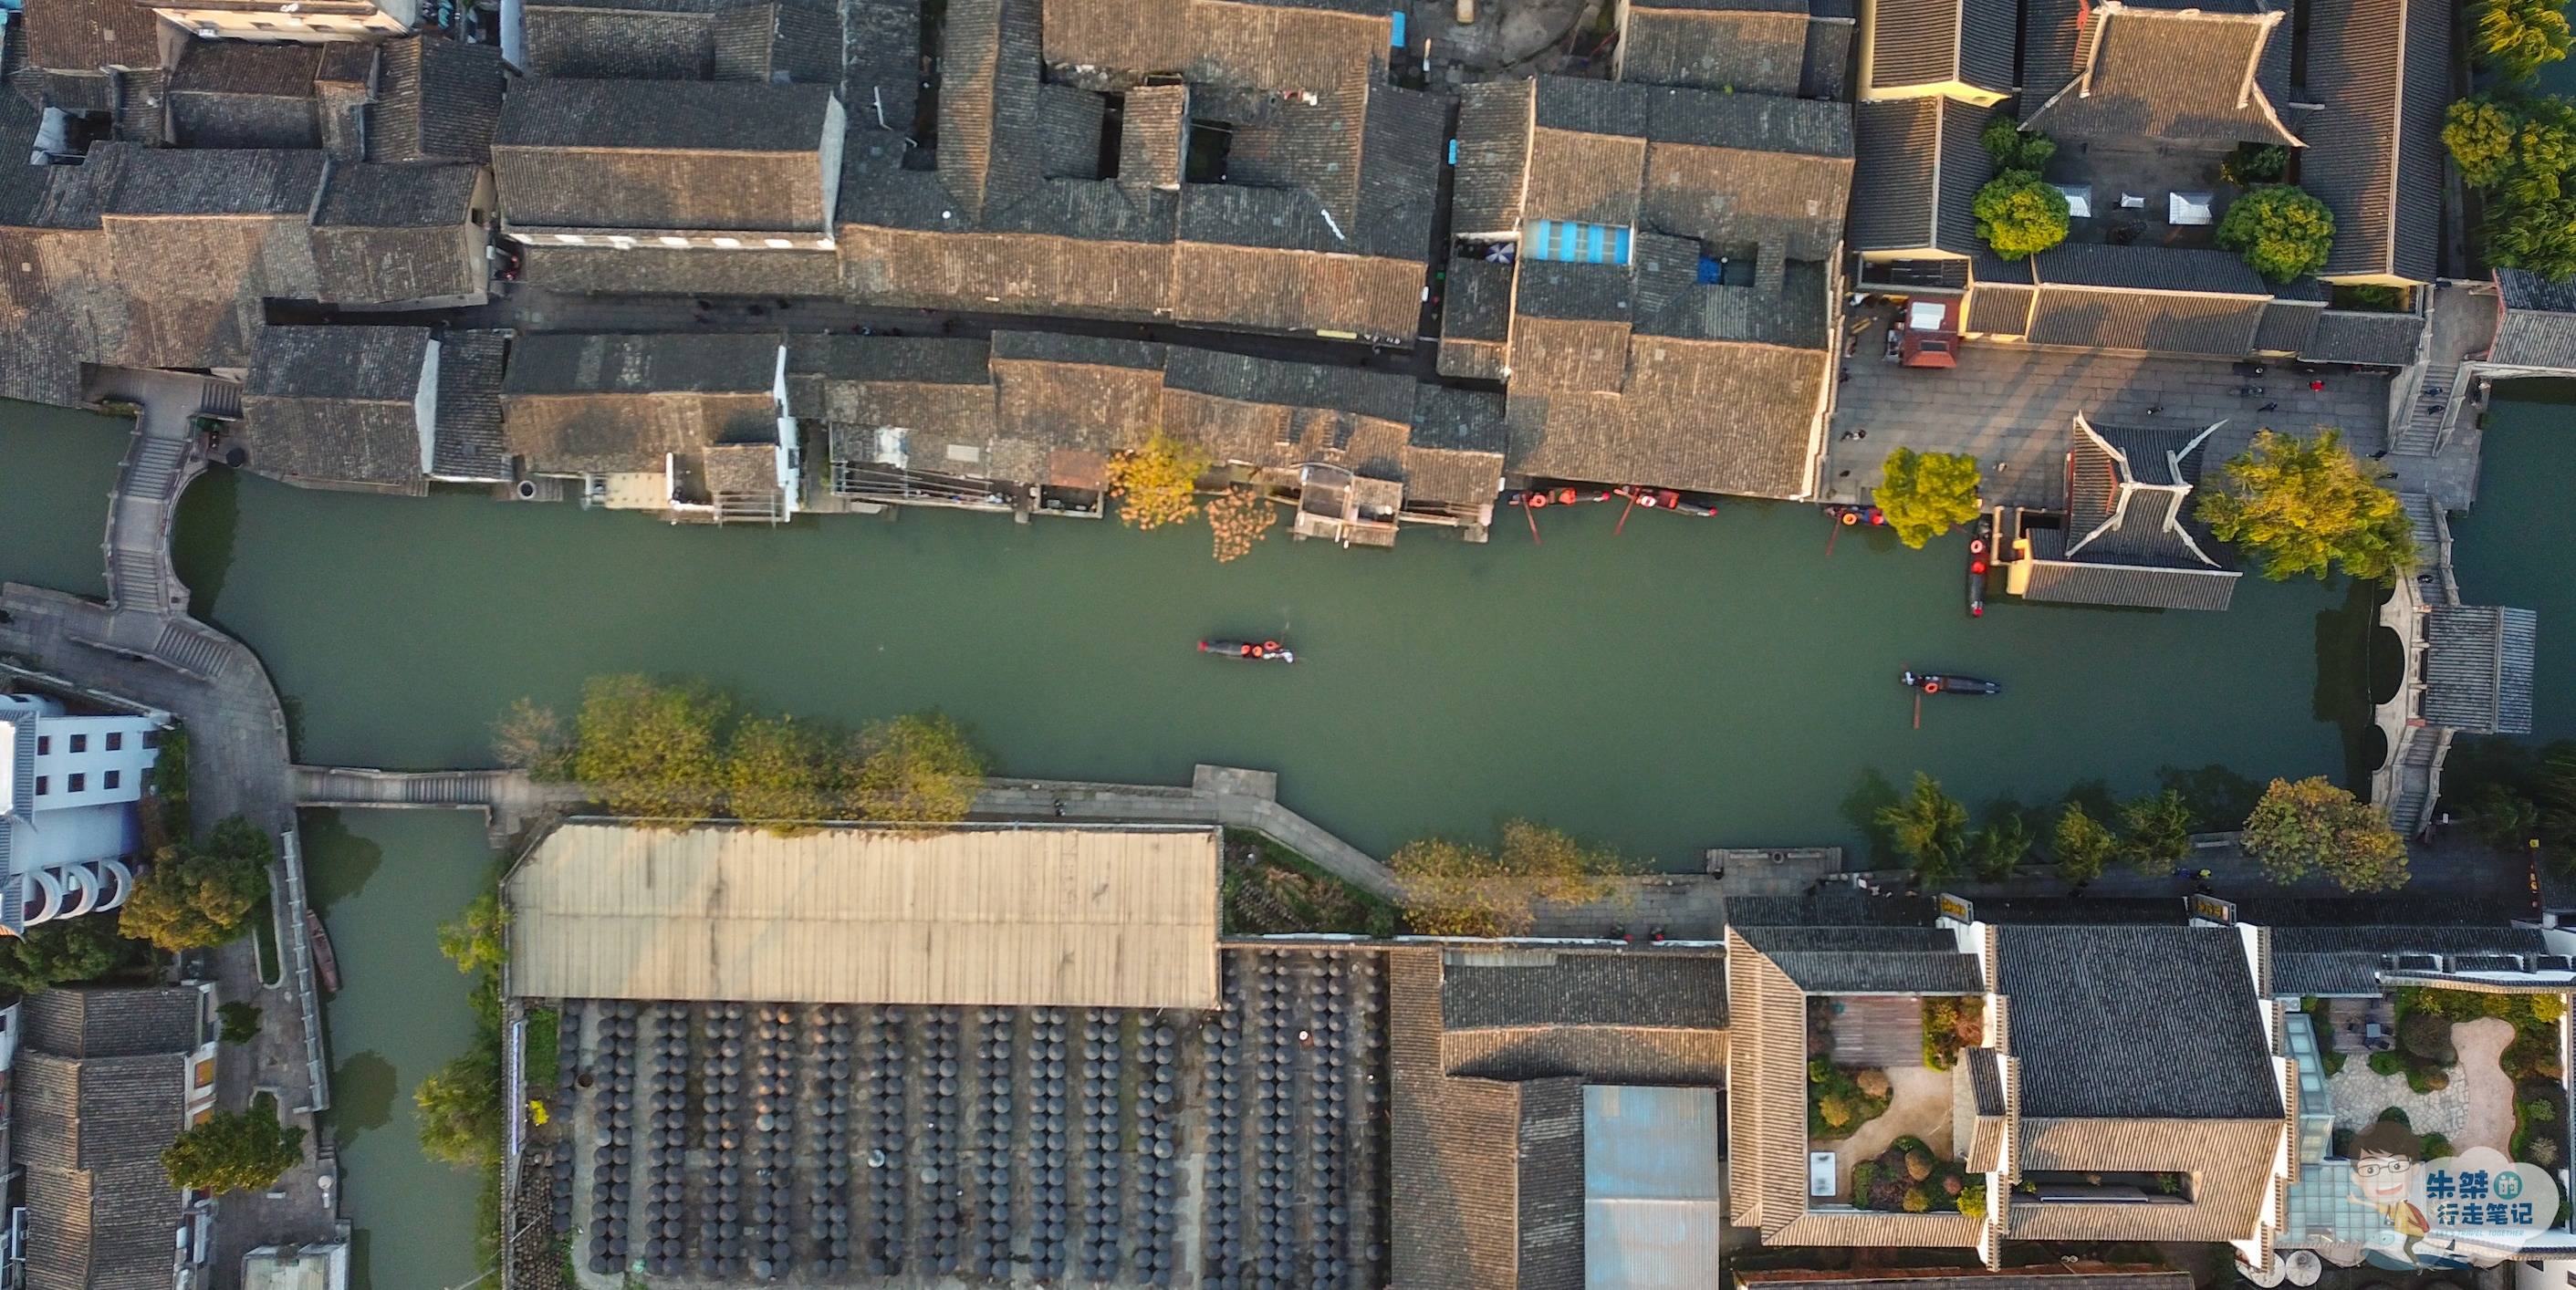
[1823,308,2392,508]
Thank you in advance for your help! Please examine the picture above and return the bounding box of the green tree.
[2051,801,2119,885]
[2216,184,2337,283]
[1872,448,1984,549]
[2463,783,2542,852]
[2485,192,2576,281]
[0,918,129,994]
[415,1044,504,1167]
[2223,143,2290,185]
[850,711,988,827]
[1972,171,2071,260]
[122,816,275,952]
[2243,776,2410,891]
[218,1001,263,1044]
[1878,773,1971,883]
[1391,820,1626,938]
[1980,120,2058,172]
[2446,93,2576,198]
[726,714,837,830]
[568,674,731,818]
[164,1093,305,1194]
[2119,788,2195,875]
[2474,0,2573,78]
[436,890,507,979]
[1967,811,2033,881]
[2196,429,2414,583]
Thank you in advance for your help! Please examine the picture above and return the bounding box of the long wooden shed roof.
[506,822,1221,1009]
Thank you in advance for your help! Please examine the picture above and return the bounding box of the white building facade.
[0,692,164,931]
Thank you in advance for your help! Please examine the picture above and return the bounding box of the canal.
[8,390,2549,1284]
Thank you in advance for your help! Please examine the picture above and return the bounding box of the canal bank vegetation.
[2242,776,2410,891]
[1875,764,2408,891]
[122,814,276,952]
[163,1090,305,1195]
[2440,736,2576,861]
[1872,450,1983,548]
[1390,819,1630,938]
[0,915,154,994]
[1223,831,1401,937]
[2446,0,2576,278]
[2197,431,2413,584]
[495,675,990,831]
[417,885,510,1259]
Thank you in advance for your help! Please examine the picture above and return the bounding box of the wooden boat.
[305,910,340,994]
[1199,639,1296,663]
[1902,670,2000,696]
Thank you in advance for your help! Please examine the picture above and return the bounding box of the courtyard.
[1824,317,2393,508]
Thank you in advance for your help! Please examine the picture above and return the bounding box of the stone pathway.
[2323,1016,2517,1156]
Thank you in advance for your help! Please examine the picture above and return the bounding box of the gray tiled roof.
[1389,949,1587,1290]
[1866,0,2015,92]
[2493,269,2576,370]
[2423,604,2538,734]
[1997,924,2279,1118]
[316,161,478,229]
[1439,949,1727,1029]
[16,986,200,1290]
[2253,296,2324,353]
[22,0,162,75]
[2028,289,2267,356]
[845,0,923,132]
[103,146,329,217]
[2300,308,2425,366]
[168,43,323,151]
[2033,244,2268,295]
[493,81,840,232]
[2304,0,2446,281]
[368,36,507,165]
[2062,419,2228,567]
[516,243,843,297]
[433,330,512,482]
[1851,98,1992,256]
[240,326,434,488]
[2026,6,2298,147]
[2020,560,2240,609]
[521,0,840,80]
[506,332,780,395]
[2271,925,2549,994]
[1617,0,1810,96]
[1744,1272,2195,1290]
[1733,924,1984,994]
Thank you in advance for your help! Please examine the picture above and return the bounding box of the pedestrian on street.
[2258,401,2279,411]
[2310,379,2325,391]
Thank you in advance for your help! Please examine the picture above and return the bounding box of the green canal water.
[5,391,2547,1283]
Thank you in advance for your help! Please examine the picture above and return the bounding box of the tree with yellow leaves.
[1207,485,1278,562]
[1103,433,1213,530]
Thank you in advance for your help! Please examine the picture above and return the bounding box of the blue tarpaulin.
[1391,11,1405,45]
[1522,220,1632,265]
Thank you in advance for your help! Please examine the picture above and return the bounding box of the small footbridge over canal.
[2373,493,2537,837]
[290,765,591,846]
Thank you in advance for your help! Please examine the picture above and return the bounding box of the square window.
[33,776,47,796]
[35,735,48,754]
[68,773,85,792]
[68,733,86,754]
[106,733,122,751]
[104,771,120,791]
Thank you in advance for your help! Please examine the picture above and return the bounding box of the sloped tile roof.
[432,329,511,481]
[2270,925,2549,994]
[2300,308,2424,366]
[2423,604,2538,734]
[1440,948,1727,1028]
[1996,924,2279,1119]
[239,326,433,486]
[1618,0,1810,96]
[368,36,506,165]
[2025,5,2299,148]
[2493,269,2576,369]
[1851,97,1993,256]
[1866,0,2016,92]
[493,80,839,231]
[2304,0,2446,281]
[1732,924,1985,994]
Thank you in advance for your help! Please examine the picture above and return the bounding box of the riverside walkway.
[0,364,340,1272]
[973,765,1403,899]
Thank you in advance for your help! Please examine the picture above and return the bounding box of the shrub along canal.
[5,392,2515,1283]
